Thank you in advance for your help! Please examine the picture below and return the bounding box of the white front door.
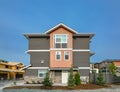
[62,71,68,83]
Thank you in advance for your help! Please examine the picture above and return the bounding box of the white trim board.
[73,49,90,52]
[50,48,72,50]
[45,23,78,34]
[28,67,49,69]
[26,49,90,53]
[78,67,90,69]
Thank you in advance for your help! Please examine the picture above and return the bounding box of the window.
[16,67,19,70]
[64,51,70,60]
[56,51,61,61]
[38,70,47,78]
[54,34,68,48]
[5,65,8,68]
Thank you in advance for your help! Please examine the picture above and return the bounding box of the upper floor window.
[64,51,70,60]
[54,34,68,48]
[56,51,61,61]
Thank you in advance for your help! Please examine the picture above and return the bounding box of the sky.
[0,0,120,65]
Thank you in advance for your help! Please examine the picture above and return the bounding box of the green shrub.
[25,81,30,84]
[96,69,106,85]
[74,71,81,85]
[42,71,53,87]
[68,67,75,87]
[32,80,36,84]
[109,62,118,76]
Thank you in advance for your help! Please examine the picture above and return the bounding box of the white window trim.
[38,70,47,78]
[55,51,61,61]
[54,34,68,48]
[64,51,70,61]
[55,34,68,43]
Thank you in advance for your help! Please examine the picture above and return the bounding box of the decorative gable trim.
[45,23,78,34]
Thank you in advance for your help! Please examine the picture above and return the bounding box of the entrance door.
[62,71,68,83]
[54,70,62,83]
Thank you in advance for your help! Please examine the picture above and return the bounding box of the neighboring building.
[90,63,99,73]
[114,61,120,76]
[0,60,25,80]
[94,59,120,76]
[24,23,94,84]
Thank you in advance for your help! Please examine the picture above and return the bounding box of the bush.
[96,69,106,85]
[109,62,118,76]
[32,80,36,84]
[25,81,30,84]
[75,71,81,85]
[68,68,75,87]
[42,71,53,87]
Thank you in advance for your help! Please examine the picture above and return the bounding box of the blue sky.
[0,0,120,65]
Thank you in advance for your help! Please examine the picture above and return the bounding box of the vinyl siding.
[79,69,90,76]
[25,69,38,76]
[73,52,90,67]
[73,37,89,49]
[30,52,50,67]
[29,38,50,50]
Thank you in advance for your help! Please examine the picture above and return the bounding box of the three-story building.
[24,23,94,84]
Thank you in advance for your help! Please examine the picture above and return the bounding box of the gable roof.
[45,23,78,34]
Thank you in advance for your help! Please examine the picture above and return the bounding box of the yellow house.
[0,60,25,80]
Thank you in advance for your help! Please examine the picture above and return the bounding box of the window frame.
[54,34,68,48]
[38,70,47,78]
[55,51,61,61]
[64,51,70,60]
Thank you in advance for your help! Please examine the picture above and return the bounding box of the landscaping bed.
[3,84,110,90]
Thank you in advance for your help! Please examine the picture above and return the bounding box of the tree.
[74,71,81,85]
[42,70,52,87]
[109,62,118,76]
[68,67,75,87]
[96,69,106,85]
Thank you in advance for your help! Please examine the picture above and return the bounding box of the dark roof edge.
[73,33,95,39]
[23,33,50,39]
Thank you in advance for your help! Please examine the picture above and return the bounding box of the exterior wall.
[24,69,45,83]
[79,69,90,76]
[30,52,50,67]
[73,52,90,67]
[25,69,38,76]
[29,38,50,50]
[50,27,73,68]
[73,37,90,49]
[50,50,72,68]
[50,27,73,48]
[0,64,5,68]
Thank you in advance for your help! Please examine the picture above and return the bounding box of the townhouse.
[24,23,94,83]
